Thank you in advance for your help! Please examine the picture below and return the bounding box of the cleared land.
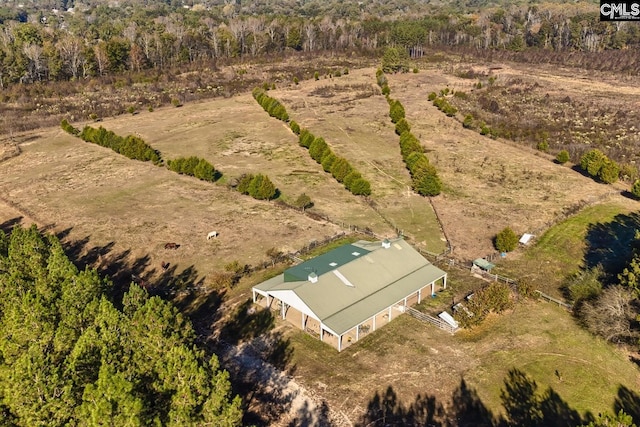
[1,60,639,425]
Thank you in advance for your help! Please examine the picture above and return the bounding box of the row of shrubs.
[81,126,163,165]
[62,121,163,165]
[376,71,442,196]
[295,127,371,196]
[62,120,284,203]
[580,148,619,185]
[251,87,372,197]
[252,88,289,122]
[376,69,391,96]
[236,173,278,200]
[428,91,458,117]
[167,156,220,182]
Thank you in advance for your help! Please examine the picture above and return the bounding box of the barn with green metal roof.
[252,237,447,352]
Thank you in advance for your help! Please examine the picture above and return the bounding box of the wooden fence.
[535,290,573,310]
[405,306,457,334]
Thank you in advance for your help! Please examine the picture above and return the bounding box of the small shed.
[473,258,495,271]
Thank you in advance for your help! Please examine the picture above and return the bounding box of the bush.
[298,129,315,148]
[79,125,162,164]
[395,118,411,136]
[427,92,437,101]
[314,71,319,81]
[321,152,337,172]
[632,179,640,199]
[495,227,519,252]
[413,171,442,196]
[455,282,513,328]
[537,140,549,152]
[399,132,423,159]
[580,149,607,177]
[309,138,330,163]
[294,193,313,211]
[248,174,277,200]
[349,178,371,196]
[236,174,254,195]
[462,114,474,129]
[556,150,570,164]
[293,76,299,85]
[563,266,603,304]
[389,100,405,123]
[619,163,638,182]
[330,157,353,183]
[343,171,362,189]
[289,120,301,135]
[598,159,619,184]
[60,119,80,135]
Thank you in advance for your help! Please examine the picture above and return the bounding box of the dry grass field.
[1,58,640,425]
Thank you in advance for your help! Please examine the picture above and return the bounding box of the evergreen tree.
[495,227,519,252]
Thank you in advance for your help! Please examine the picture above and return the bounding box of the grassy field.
[494,202,640,297]
[1,58,640,425]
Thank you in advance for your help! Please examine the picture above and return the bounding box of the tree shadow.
[448,378,494,427]
[220,298,276,346]
[219,330,296,427]
[583,212,640,284]
[499,368,584,427]
[286,400,331,427]
[614,385,640,423]
[0,216,23,235]
[356,385,444,427]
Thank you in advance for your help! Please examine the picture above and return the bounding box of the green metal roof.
[254,238,447,336]
[473,258,495,271]
[283,243,371,282]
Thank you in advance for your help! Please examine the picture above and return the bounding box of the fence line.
[405,306,457,334]
[535,290,573,310]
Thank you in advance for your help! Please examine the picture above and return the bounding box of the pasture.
[1,58,640,425]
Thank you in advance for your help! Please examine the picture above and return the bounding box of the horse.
[164,242,180,250]
[207,231,219,240]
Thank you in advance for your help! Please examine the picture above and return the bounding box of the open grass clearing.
[461,302,640,420]
[493,202,640,297]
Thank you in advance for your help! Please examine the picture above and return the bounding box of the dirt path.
[215,336,352,427]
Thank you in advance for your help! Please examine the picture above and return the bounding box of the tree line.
[252,87,372,197]
[0,225,243,425]
[62,120,283,200]
[1,1,640,87]
[377,69,443,197]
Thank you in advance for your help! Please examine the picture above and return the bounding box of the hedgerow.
[78,125,162,165]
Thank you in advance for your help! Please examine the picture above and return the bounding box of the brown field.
[1,58,640,425]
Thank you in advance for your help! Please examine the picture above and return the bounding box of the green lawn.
[494,202,639,297]
[462,301,640,421]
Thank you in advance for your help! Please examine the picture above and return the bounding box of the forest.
[0,225,243,425]
[0,0,638,88]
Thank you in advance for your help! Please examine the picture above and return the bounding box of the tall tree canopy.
[0,225,243,426]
